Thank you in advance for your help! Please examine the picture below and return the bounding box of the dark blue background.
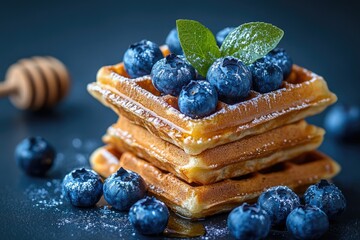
[0,0,359,239]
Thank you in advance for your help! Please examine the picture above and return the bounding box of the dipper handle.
[0,82,16,97]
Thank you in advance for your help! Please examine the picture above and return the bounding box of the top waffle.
[88,46,337,155]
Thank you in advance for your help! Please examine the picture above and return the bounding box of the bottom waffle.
[90,146,340,219]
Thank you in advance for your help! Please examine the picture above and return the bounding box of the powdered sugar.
[56,206,131,237]
[202,219,229,239]
[24,179,64,210]
[24,176,134,236]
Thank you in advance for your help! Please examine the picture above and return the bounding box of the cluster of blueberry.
[227,180,346,240]
[123,27,292,119]
[62,167,170,235]
[14,137,169,235]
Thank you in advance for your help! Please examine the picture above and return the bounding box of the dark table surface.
[1,0,359,239]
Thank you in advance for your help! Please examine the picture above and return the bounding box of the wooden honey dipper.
[0,56,70,111]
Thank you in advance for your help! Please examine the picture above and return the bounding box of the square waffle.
[103,117,324,184]
[90,146,340,219]
[87,46,337,155]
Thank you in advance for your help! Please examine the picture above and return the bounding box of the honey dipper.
[0,56,70,110]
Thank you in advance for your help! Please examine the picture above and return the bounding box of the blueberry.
[207,57,252,104]
[286,205,329,240]
[103,167,146,211]
[216,27,235,47]
[15,136,56,176]
[266,48,293,78]
[165,28,183,55]
[251,58,283,93]
[62,168,103,207]
[178,80,218,118]
[151,53,196,96]
[304,179,346,219]
[123,40,163,78]
[129,196,169,235]
[324,104,360,141]
[227,203,271,240]
[257,186,300,225]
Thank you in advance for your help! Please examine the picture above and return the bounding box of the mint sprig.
[176,20,284,75]
[220,22,284,65]
[176,19,220,77]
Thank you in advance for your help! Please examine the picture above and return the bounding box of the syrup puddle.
[164,214,206,238]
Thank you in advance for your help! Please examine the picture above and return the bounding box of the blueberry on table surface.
[227,203,271,240]
[178,80,218,119]
[266,48,293,78]
[62,168,103,207]
[165,28,183,55]
[257,186,300,225]
[103,167,146,211]
[216,27,235,47]
[151,53,196,96]
[123,39,163,78]
[15,136,56,176]
[304,179,346,219]
[129,196,170,235]
[207,57,252,104]
[286,205,329,240]
[250,57,283,93]
[324,104,360,141]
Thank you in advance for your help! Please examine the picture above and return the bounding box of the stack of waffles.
[88,47,340,219]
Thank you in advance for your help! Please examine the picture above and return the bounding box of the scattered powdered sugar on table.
[24,177,133,237]
[56,206,131,237]
[24,179,64,210]
[201,219,229,239]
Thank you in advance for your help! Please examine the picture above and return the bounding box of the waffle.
[103,117,324,184]
[87,46,337,154]
[90,146,340,219]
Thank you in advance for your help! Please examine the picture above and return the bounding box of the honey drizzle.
[163,214,206,238]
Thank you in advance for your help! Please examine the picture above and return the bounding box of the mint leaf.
[176,19,220,76]
[220,22,284,65]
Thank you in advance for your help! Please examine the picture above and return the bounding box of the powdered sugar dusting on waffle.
[110,71,151,83]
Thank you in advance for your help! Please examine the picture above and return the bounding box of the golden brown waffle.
[87,46,336,154]
[90,146,340,219]
[103,117,324,184]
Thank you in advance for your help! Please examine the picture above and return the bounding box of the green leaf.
[220,22,284,65]
[176,19,220,76]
